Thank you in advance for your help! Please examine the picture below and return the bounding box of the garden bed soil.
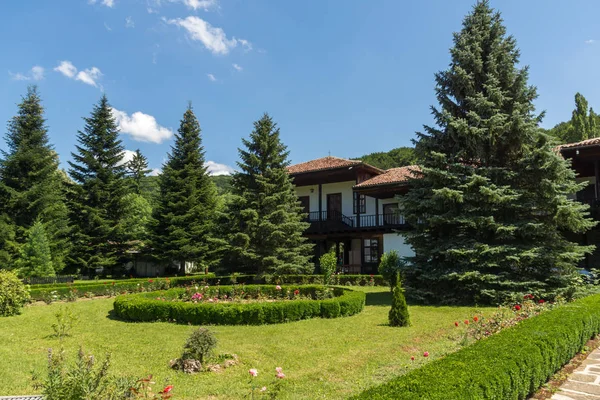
[530,335,600,399]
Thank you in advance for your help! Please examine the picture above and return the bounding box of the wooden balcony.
[304,211,408,234]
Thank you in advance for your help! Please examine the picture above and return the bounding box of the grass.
[0,286,491,399]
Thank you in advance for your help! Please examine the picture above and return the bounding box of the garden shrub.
[352,293,600,399]
[114,285,365,325]
[0,270,31,316]
[182,327,217,364]
[319,249,337,285]
[379,250,405,290]
[388,273,410,327]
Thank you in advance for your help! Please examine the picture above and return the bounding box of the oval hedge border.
[351,293,600,400]
[113,285,366,325]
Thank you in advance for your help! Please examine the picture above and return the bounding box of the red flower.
[294,289,300,296]
[473,316,479,322]
[454,321,459,327]
[161,385,173,394]
[539,299,545,304]
[464,320,469,325]
[423,351,429,357]
[514,304,521,311]
[112,282,115,286]
[104,282,108,285]
[148,279,154,283]
[410,356,415,361]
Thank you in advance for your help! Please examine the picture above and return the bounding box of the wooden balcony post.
[595,160,600,201]
[318,184,323,221]
[375,198,379,226]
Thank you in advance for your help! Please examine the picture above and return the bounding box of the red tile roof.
[557,138,600,150]
[287,156,363,174]
[354,165,420,188]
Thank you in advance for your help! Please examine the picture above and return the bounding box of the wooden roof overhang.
[290,164,383,187]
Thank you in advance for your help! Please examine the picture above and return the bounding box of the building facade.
[288,156,416,274]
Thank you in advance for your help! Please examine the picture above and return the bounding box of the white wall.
[383,233,414,258]
[295,185,319,213]
[296,181,386,216]
[321,181,355,216]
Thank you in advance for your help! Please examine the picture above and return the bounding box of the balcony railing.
[304,211,407,233]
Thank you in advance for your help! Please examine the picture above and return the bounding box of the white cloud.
[118,149,137,166]
[149,168,161,176]
[76,67,103,87]
[111,107,173,143]
[9,65,45,81]
[232,63,242,71]
[104,22,112,31]
[89,0,115,7]
[586,39,596,45]
[182,0,218,10]
[205,161,234,176]
[147,7,159,14]
[207,73,216,81]
[54,61,77,78]
[125,16,135,28]
[165,16,251,55]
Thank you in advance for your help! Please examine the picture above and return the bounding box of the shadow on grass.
[366,291,392,306]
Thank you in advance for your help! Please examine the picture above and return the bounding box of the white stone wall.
[383,233,414,258]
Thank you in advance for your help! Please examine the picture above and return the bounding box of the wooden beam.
[318,183,323,221]
[596,160,600,201]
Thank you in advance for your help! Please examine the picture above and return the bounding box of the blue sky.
[1,0,599,175]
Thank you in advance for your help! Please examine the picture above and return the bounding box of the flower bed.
[351,293,600,400]
[113,285,366,325]
[28,274,387,302]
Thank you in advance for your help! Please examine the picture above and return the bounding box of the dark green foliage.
[113,286,365,325]
[181,327,217,363]
[151,106,218,271]
[0,86,70,272]
[319,248,337,284]
[353,293,600,399]
[221,113,313,276]
[401,1,596,305]
[0,270,31,316]
[68,95,127,273]
[0,213,17,267]
[358,147,416,169]
[378,250,404,290]
[388,273,410,327]
[17,220,55,277]
[125,149,151,195]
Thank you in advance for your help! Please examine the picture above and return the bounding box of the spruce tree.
[126,149,151,195]
[401,1,595,305]
[389,273,410,327]
[224,113,313,276]
[0,214,17,268]
[17,220,55,278]
[151,105,218,272]
[68,95,127,274]
[0,86,70,271]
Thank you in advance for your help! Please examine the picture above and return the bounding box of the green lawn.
[0,287,490,399]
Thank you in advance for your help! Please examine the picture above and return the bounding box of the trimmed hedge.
[351,293,600,399]
[28,274,387,301]
[113,285,366,325]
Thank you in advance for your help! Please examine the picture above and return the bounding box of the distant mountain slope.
[357,147,416,169]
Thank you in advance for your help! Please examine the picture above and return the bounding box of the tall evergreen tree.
[0,214,17,268]
[126,149,151,195]
[17,220,55,278]
[0,86,70,271]
[68,95,127,273]
[401,1,595,305]
[152,106,218,272]
[223,113,313,276]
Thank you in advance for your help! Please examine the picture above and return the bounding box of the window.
[363,238,379,263]
[353,192,366,214]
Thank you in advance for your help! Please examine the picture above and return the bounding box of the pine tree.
[17,220,55,277]
[0,214,17,268]
[401,1,595,305]
[224,113,313,276]
[151,105,218,272]
[0,86,70,272]
[126,149,151,195]
[68,95,127,274]
[389,273,410,327]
